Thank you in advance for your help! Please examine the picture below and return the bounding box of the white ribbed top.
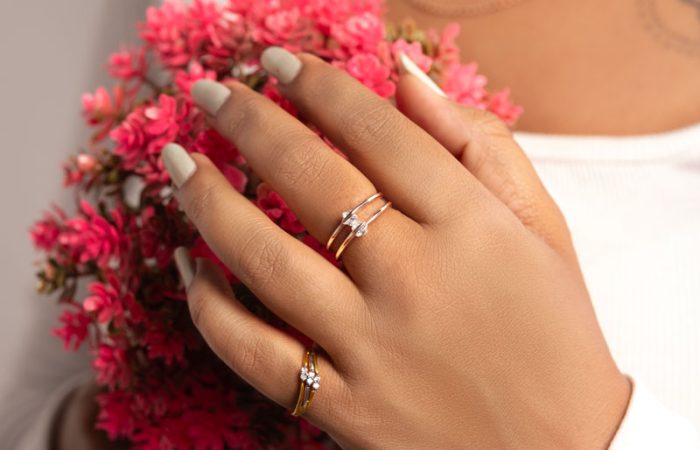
[516,123,700,436]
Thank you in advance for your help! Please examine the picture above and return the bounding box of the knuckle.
[223,94,268,139]
[341,98,397,151]
[235,226,288,287]
[233,333,274,377]
[186,181,220,223]
[269,130,331,190]
[474,109,512,138]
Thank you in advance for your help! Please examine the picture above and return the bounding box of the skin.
[387,0,700,134]
[58,0,700,445]
[172,53,629,448]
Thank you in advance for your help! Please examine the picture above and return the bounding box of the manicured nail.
[174,247,194,288]
[162,143,196,188]
[260,47,302,84]
[191,79,231,116]
[398,52,447,98]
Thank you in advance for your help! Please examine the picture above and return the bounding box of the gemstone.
[343,214,361,230]
[355,222,368,237]
[312,382,320,390]
[306,378,314,386]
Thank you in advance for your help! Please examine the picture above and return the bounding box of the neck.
[387,0,700,135]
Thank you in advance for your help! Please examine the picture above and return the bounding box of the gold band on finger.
[334,200,392,259]
[291,350,320,417]
[326,192,384,252]
[326,192,392,260]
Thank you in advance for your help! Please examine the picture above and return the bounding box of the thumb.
[395,57,577,264]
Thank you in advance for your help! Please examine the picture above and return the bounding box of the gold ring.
[334,200,392,259]
[291,350,320,416]
[325,192,392,260]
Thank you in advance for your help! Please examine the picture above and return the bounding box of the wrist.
[536,366,632,449]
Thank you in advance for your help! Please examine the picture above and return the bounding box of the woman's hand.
[164,47,631,449]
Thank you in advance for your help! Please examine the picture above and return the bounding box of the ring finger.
[190,78,420,279]
[177,255,351,431]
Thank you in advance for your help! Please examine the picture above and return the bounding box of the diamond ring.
[325,192,392,260]
[291,350,320,416]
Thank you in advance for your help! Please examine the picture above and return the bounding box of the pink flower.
[174,61,216,99]
[93,342,131,388]
[331,11,385,56]
[192,127,243,166]
[53,308,92,351]
[110,94,197,183]
[191,128,248,192]
[63,153,100,186]
[185,0,231,52]
[140,0,190,68]
[30,208,64,251]
[255,183,305,234]
[391,39,433,73]
[253,6,317,50]
[58,200,125,269]
[487,89,523,125]
[141,0,233,70]
[81,85,126,142]
[341,53,396,98]
[221,164,248,193]
[144,321,186,365]
[433,22,461,68]
[82,86,121,124]
[310,0,382,36]
[82,276,134,326]
[77,154,98,172]
[138,202,190,270]
[442,62,488,107]
[96,391,137,439]
[108,47,147,82]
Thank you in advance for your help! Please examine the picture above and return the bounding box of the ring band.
[334,200,392,259]
[292,350,320,416]
[325,192,392,260]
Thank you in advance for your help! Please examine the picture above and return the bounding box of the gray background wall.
[0,0,148,399]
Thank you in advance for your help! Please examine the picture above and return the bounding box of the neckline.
[514,122,700,162]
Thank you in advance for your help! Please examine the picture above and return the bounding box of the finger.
[260,46,477,225]
[163,144,364,351]
[396,72,577,262]
[189,78,421,280]
[176,253,350,429]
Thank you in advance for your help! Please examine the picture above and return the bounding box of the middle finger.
[190,79,420,278]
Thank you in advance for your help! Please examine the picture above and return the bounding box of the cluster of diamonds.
[341,210,369,237]
[300,366,321,390]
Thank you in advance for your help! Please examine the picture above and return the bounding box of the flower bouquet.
[30,0,521,448]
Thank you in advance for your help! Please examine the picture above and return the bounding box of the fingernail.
[261,47,302,84]
[174,247,194,288]
[191,79,231,116]
[162,143,197,188]
[397,52,447,98]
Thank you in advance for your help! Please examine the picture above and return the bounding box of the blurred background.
[0,0,147,430]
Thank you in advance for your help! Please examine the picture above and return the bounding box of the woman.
[18,0,700,448]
